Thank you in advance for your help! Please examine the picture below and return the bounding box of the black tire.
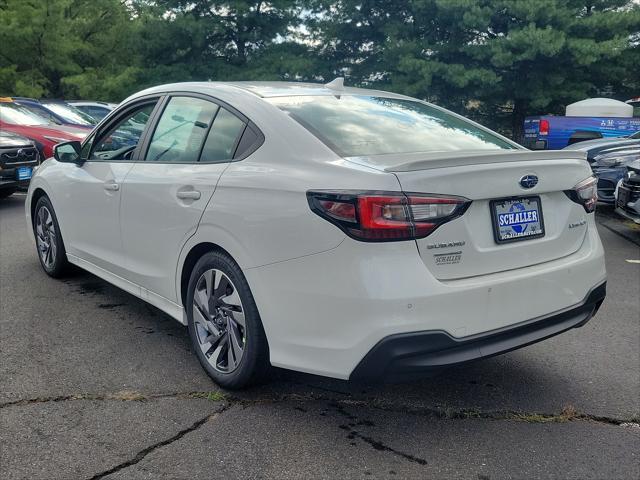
[0,188,16,198]
[33,195,69,278]
[186,250,270,389]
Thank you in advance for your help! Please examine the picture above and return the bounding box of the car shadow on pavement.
[55,268,592,419]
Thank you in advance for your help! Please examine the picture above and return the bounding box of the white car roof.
[126,81,414,102]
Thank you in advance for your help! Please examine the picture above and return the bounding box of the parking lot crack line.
[330,402,429,465]
[2,390,636,428]
[0,390,227,409]
[85,404,230,480]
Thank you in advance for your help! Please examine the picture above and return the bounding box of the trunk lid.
[348,150,593,280]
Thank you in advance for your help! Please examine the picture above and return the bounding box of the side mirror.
[53,141,82,164]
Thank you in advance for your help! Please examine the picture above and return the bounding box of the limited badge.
[569,219,586,229]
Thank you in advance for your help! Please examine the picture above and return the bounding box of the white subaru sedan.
[26,81,606,389]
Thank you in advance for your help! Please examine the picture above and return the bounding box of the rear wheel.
[186,251,269,389]
[33,195,69,277]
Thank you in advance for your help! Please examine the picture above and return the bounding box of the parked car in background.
[26,80,606,389]
[616,159,640,224]
[0,131,39,198]
[523,98,640,150]
[67,101,117,121]
[564,132,640,204]
[14,98,97,127]
[0,99,88,158]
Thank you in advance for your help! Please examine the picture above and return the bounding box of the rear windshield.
[268,95,515,156]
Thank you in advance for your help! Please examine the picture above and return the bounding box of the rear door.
[119,94,250,303]
[390,151,593,280]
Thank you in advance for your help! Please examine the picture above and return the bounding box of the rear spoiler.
[374,150,589,172]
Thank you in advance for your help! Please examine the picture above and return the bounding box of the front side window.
[146,97,219,163]
[90,102,157,161]
[269,95,516,156]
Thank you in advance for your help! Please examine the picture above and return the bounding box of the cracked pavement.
[1,195,639,479]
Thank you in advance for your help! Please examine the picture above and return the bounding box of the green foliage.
[309,0,640,138]
[0,0,638,138]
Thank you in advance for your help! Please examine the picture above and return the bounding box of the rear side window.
[147,97,218,163]
[269,95,516,156]
[200,108,245,163]
[234,126,260,158]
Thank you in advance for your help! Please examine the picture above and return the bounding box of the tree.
[0,0,138,99]
[309,0,640,139]
[148,1,307,79]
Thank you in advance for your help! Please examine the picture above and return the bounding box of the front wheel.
[33,195,69,277]
[186,251,270,389]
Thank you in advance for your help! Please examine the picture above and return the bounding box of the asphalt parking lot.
[1,194,639,480]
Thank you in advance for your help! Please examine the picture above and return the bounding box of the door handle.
[104,182,120,191]
[176,190,201,200]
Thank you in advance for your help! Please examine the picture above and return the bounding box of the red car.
[0,99,88,158]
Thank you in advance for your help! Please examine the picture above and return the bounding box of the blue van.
[523,115,640,150]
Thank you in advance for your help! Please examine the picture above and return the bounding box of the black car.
[564,132,640,204]
[616,160,640,224]
[0,131,39,198]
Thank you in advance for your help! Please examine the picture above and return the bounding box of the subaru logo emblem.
[519,175,538,189]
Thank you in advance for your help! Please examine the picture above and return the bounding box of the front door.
[57,100,160,276]
[119,95,248,303]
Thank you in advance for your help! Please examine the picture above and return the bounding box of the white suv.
[26,81,606,388]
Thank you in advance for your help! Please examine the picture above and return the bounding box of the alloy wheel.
[192,269,246,373]
[36,206,57,269]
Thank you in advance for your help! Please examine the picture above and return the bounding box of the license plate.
[16,166,32,181]
[490,196,545,244]
[617,187,630,208]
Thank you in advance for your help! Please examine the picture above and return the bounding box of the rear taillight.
[539,119,550,136]
[565,176,597,213]
[307,191,471,242]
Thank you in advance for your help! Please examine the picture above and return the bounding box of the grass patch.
[509,404,579,423]
[108,391,147,402]
[188,391,226,402]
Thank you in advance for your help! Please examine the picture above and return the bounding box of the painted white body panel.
[244,218,605,379]
[119,162,227,302]
[392,157,593,279]
[33,160,135,278]
[25,81,607,381]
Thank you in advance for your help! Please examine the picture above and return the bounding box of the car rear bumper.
[246,218,606,380]
[350,282,606,381]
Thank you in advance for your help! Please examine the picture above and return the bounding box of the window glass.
[90,103,156,161]
[81,135,94,159]
[0,103,50,125]
[21,104,61,124]
[268,95,516,156]
[83,106,111,120]
[200,108,245,162]
[234,125,259,158]
[147,97,218,163]
[42,102,95,125]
